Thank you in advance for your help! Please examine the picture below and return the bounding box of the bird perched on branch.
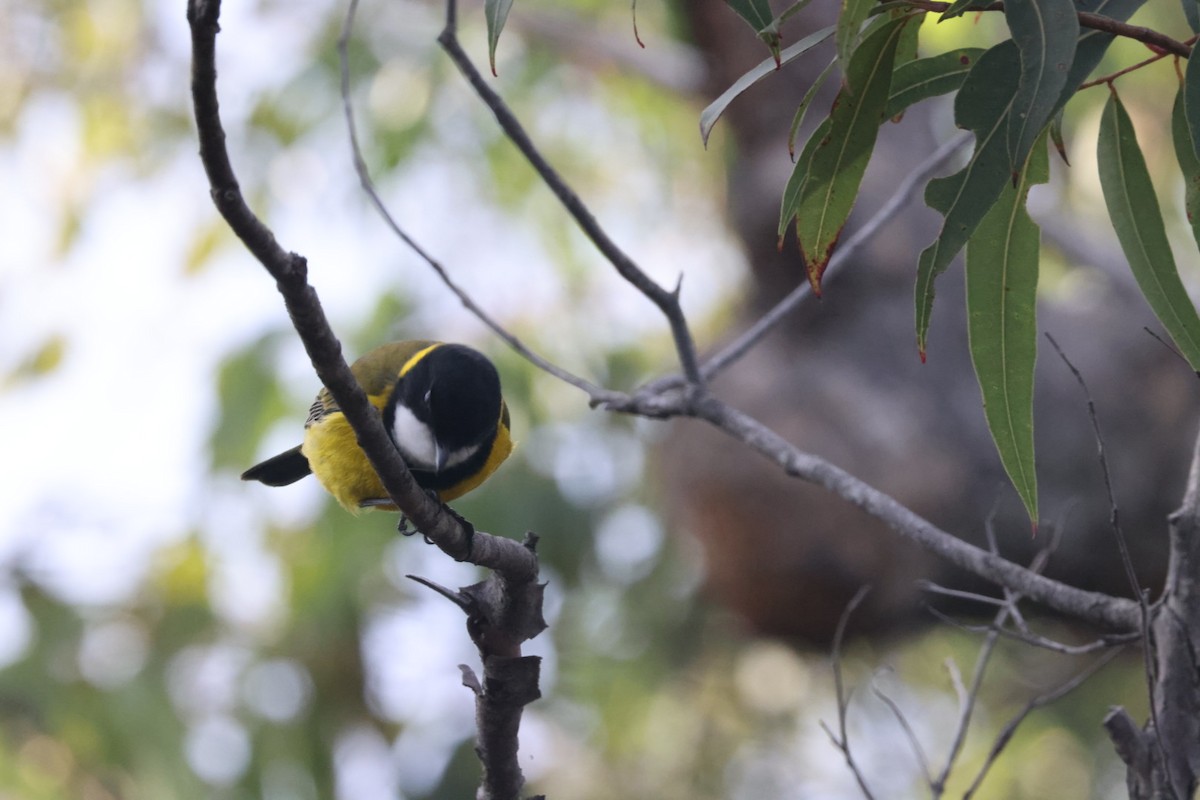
[242,340,513,512]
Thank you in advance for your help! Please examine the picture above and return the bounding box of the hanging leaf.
[1099,91,1200,371]
[1049,108,1069,164]
[793,17,909,293]
[1184,0,1200,33]
[724,0,783,62]
[1172,89,1200,253]
[1004,0,1078,175]
[780,116,831,239]
[484,0,514,77]
[761,0,821,42]
[894,10,923,68]
[966,140,1047,527]
[884,47,985,118]
[1186,40,1200,160]
[915,42,1020,359]
[788,58,838,159]
[699,25,836,147]
[915,0,1143,359]
[837,0,878,79]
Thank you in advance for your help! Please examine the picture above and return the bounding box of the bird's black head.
[384,344,502,474]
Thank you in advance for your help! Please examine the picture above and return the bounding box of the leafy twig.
[904,0,1191,57]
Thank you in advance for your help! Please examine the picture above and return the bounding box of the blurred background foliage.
[0,0,1189,797]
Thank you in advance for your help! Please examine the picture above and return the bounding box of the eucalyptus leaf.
[794,18,908,292]
[1099,92,1200,372]
[966,140,1047,526]
[1172,89,1200,254]
[885,48,985,118]
[1004,0,1078,174]
[700,26,836,147]
[915,42,1020,359]
[484,0,514,77]
[837,0,878,80]
[724,0,782,60]
[1186,40,1200,160]
[788,58,838,159]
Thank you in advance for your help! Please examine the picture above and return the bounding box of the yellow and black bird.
[242,340,513,512]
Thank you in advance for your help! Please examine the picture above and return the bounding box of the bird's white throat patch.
[391,406,438,469]
[390,406,483,471]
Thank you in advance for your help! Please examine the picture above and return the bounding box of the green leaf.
[894,10,923,68]
[761,0,820,40]
[1186,40,1200,160]
[780,116,829,239]
[1172,89,1200,253]
[913,0,1141,359]
[1184,0,1200,33]
[837,0,878,79]
[699,25,836,147]
[915,42,1020,359]
[788,58,838,159]
[484,0,514,77]
[724,0,783,61]
[884,47,985,118]
[966,140,1047,526]
[1049,107,1069,164]
[1004,0,1078,174]
[1099,92,1200,371]
[794,17,908,292]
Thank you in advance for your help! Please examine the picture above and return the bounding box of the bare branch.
[690,394,1141,630]
[871,674,933,788]
[436,0,705,387]
[964,649,1125,799]
[925,604,1139,654]
[1045,333,1163,769]
[823,586,876,800]
[934,623,1001,795]
[336,0,617,406]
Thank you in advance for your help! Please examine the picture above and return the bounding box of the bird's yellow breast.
[300,394,515,512]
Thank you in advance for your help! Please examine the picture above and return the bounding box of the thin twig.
[336,0,618,405]
[822,586,876,800]
[962,648,1126,799]
[918,581,1008,608]
[436,0,705,389]
[1044,332,1166,784]
[923,604,1139,654]
[933,625,1000,795]
[1078,49,1172,90]
[871,674,934,787]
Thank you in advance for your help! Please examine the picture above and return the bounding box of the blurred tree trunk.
[663,0,1197,644]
